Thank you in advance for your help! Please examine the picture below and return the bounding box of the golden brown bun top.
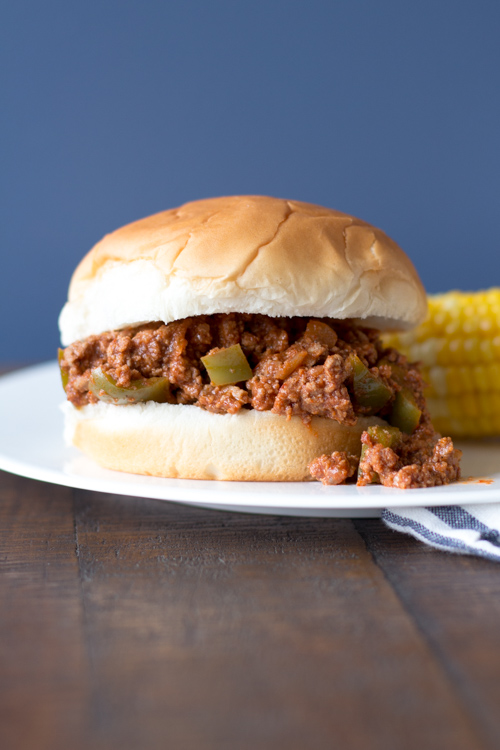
[59,196,427,344]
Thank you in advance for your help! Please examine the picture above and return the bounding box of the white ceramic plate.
[0,362,499,517]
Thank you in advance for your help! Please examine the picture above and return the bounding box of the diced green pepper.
[349,354,392,412]
[58,348,69,392]
[389,388,422,434]
[358,424,402,483]
[378,357,421,433]
[89,367,171,404]
[367,424,402,449]
[201,344,253,386]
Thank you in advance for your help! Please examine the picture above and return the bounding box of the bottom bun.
[63,401,385,482]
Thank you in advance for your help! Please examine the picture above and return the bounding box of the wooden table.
[2,375,500,749]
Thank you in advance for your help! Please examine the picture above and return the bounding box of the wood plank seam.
[354,520,496,750]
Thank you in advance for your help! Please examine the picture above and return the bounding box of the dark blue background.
[2,0,499,361]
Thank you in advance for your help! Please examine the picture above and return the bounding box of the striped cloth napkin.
[381,505,500,561]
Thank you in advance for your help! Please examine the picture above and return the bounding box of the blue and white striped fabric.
[382,505,500,561]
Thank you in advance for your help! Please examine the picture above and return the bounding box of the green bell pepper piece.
[378,357,421,433]
[358,424,402,483]
[366,424,402,449]
[349,354,392,412]
[89,367,171,404]
[201,344,253,386]
[389,388,422,434]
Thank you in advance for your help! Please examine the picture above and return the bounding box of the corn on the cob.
[383,289,500,437]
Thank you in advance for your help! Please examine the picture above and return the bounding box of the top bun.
[59,196,427,345]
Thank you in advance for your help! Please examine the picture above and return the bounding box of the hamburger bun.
[59,196,427,482]
[63,401,386,481]
[59,195,426,345]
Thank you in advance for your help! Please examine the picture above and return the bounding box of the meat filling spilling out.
[59,313,461,489]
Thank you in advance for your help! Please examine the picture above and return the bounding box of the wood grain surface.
[1,468,500,750]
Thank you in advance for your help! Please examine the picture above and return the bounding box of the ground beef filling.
[309,421,461,489]
[309,452,359,486]
[60,313,461,488]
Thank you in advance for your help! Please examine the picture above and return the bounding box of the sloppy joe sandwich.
[58,195,461,487]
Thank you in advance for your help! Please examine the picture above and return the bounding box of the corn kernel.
[382,288,500,436]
